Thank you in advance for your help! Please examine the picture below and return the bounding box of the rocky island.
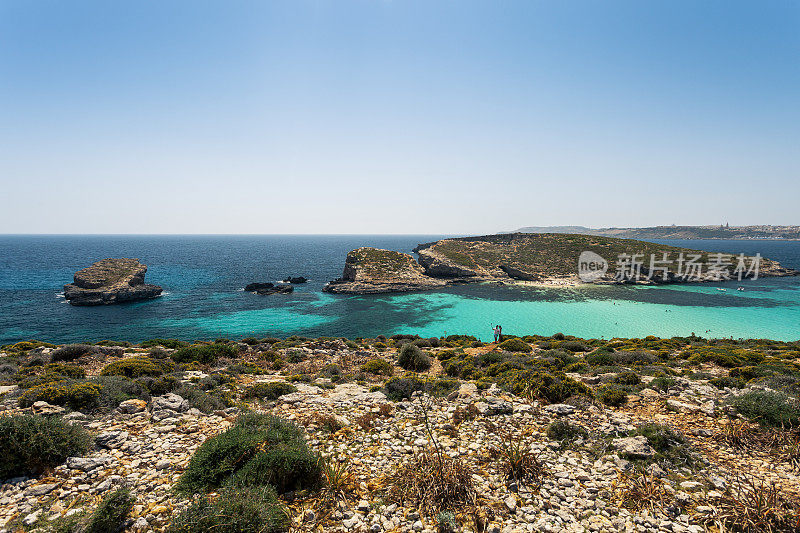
[244,282,293,295]
[63,258,162,306]
[325,233,798,294]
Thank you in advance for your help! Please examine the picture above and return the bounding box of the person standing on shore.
[493,325,500,343]
[497,324,502,343]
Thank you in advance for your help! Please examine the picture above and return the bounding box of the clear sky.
[1,1,798,234]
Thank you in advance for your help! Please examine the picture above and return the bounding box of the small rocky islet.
[1,334,799,532]
[63,259,162,306]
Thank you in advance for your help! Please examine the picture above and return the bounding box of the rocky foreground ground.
[0,335,799,532]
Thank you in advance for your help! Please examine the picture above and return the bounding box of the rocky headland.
[323,247,449,294]
[63,259,162,306]
[325,234,798,294]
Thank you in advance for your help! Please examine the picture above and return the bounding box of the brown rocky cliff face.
[64,258,162,306]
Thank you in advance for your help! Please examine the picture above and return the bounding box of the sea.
[0,235,799,344]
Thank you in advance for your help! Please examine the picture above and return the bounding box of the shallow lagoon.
[1,235,798,343]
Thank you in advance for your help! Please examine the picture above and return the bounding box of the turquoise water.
[0,236,798,343]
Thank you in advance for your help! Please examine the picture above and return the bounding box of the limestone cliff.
[323,247,447,294]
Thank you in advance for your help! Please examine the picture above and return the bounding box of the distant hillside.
[513,225,800,240]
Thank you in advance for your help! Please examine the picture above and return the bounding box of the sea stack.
[63,258,162,306]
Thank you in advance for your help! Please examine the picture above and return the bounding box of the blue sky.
[1,1,798,234]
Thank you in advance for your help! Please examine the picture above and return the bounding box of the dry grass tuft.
[716,419,758,450]
[488,433,546,488]
[702,475,800,533]
[314,455,356,523]
[312,412,344,433]
[384,450,476,517]
[355,412,378,430]
[452,403,480,426]
[614,471,671,512]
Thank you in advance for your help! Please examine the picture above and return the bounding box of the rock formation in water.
[63,258,162,306]
[283,276,308,284]
[323,247,448,294]
[245,282,293,295]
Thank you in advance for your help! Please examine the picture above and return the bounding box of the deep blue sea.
[1,235,799,344]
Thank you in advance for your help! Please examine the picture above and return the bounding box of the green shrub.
[615,372,641,386]
[19,380,103,410]
[317,364,342,379]
[175,384,229,413]
[648,375,677,392]
[598,385,628,407]
[83,488,135,533]
[564,362,590,373]
[136,374,181,396]
[585,350,615,366]
[397,344,431,372]
[632,423,697,467]
[384,376,426,401]
[51,344,98,362]
[166,486,288,533]
[286,349,306,363]
[17,373,68,390]
[140,338,188,349]
[175,413,320,495]
[44,363,86,379]
[546,420,588,443]
[498,338,532,353]
[225,442,321,493]
[228,362,268,375]
[477,351,505,367]
[93,376,150,410]
[560,341,589,352]
[360,359,394,376]
[430,378,459,397]
[730,390,800,428]
[100,356,173,378]
[244,382,297,400]
[171,343,238,364]
[436,349,457,361]
[95,340,132,348]
[709,376,746,389]
[0,414,91,478]
[503,370,593,404]
[552,333,566,340]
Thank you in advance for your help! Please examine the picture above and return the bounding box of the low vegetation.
[170,343,238,364]
[730,390,800,428]
[243,382,297,400]
[175,413,321,495]
[0,414,91,479]
[397,344,432,372]
[167,486,289,533]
